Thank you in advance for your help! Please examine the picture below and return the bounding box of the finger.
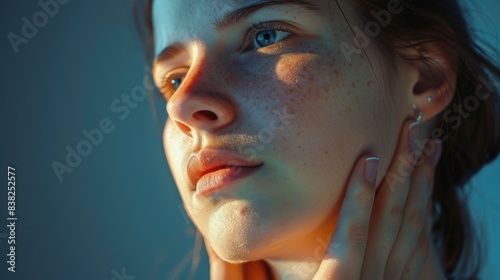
[204,238,244,280]
[361,118,421,278]
[417,143,447,280]
[401,199,434,280]
[401,229,430,280]
[384,140,441,279]
[314,155,379,280]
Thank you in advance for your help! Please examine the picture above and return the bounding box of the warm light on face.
[152,0,408,263]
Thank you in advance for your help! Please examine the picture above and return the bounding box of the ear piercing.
[409,104,423,150]
[415,110,423,123]
[411,103,423,123]
[411,96,432,112]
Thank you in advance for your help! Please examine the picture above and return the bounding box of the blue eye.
[255,30,278,47]
[159,69,188,101]
[171,76,183,91]
[248,22,294,50]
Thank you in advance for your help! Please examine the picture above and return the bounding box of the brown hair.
[347,0,500,277]
[137,0,500,278]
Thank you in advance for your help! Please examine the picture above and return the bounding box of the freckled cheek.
[272,56,377,182]
[273,58,349,161]
[273,56,332,106]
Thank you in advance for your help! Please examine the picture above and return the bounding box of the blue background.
[0,0,499,279]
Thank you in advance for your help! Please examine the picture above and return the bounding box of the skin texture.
[151,0,456,278]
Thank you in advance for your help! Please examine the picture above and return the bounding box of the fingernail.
[430,140,442,167]
[408,121,421,150]
[364,157,380,184]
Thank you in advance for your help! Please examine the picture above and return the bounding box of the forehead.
[152,0,258,54]
[151,0,327,58]
[152,0,252,23]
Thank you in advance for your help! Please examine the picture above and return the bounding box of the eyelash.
[159,21,294,101]
[242,21,294,52]
[158,67,188,101]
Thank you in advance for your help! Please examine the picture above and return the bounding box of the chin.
[207,224,269,263]
[212,240,261,263]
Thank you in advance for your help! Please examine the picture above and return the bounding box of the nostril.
[193,110,218,121]
[178,122,191,133]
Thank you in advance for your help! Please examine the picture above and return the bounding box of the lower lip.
[195,165,262,196]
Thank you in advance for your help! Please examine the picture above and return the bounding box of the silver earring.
[427,96,433,103]
[411,104,423,123]
[416,110,423,123]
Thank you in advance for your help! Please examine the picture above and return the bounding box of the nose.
[166,53,236,136]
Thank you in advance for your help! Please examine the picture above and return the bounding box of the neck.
[263,210,338,280]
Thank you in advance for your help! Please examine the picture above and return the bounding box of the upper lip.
[187,148,263,188]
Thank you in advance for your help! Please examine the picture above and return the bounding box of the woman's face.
[152,0,412,262]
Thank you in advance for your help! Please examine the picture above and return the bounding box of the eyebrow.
[153,0,321,64]
[154,43,184,65]
[213,0,321,30]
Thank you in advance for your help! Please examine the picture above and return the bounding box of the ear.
[401,42,458,122]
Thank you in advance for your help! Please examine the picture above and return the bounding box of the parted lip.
[187,148,263,189]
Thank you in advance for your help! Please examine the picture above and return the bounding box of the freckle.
[324,150,329,154]
[238,207,252,216]
[352,82,356,88]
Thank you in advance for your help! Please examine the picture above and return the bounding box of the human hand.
[203,117,446,280]
[313,118,446,280]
